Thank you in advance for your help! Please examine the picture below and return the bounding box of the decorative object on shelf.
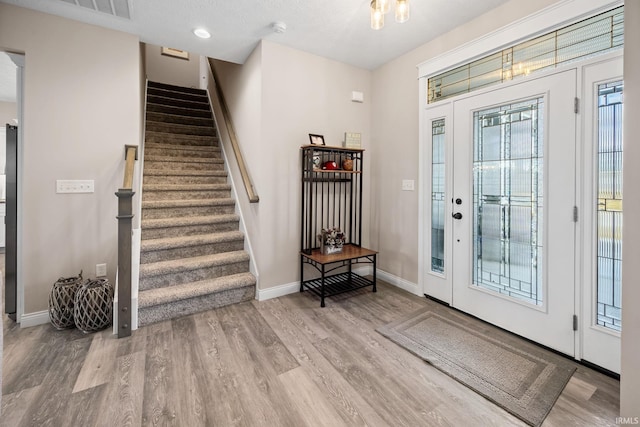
[48,270,83,330]
[309,133,325,145]
[344,132,362,148]
[318,227,345,254]
[74,278,114,333]
[161,46,189,60]
[313,152,321,169]
[370,0,410,30]
[342,157,354,171]
[322,160,339,170]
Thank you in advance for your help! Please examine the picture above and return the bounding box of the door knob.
[452,212,463,220]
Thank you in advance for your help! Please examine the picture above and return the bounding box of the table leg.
[372,254,377,293]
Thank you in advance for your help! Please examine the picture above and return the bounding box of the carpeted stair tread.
[141,230,244,252]
[140,251,250,279]
[138,272,256,309]
[147,94,210,111]
[146,111,214,127]
[145,130,217,144]
[144,155,224,164]
[148,81,207,96]
[146,121,216,136]
[142,198,235,209]
[142,214,239,230]
[144,168,227,177]
[144,143,221,158]
[146,103,212,119]
[147,87,209,103]
[143,183,231,191]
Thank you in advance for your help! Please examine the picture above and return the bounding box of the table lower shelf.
[300,272,376,306]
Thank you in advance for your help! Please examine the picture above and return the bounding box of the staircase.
[138,81,256,326]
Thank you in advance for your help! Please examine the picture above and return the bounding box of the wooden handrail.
[115,144,138,338]
[208,59,259,203]
[122,145,138,189]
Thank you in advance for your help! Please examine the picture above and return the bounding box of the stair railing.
[208,59,259,203]
[115,144,138,338]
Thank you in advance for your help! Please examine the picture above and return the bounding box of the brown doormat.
[377,307,576,426]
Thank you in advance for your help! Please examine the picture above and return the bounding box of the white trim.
[417,0,622,79]
[257,281,299,301]
[376,269,421,296]
[20,310,49,328]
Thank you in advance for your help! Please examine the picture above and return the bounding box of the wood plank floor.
[2,281,620,426]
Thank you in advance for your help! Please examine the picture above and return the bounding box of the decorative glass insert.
[597,81,623,332]
[431,119,445,273]
[472,98,544,306]
[428,6,623,104]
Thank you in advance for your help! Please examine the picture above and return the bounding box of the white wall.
[0,4,140,315]
[620,1,640,419]
[0,101,17,125]
[216,40,371,290]
[145,43,200,88]
[369,0,560,285]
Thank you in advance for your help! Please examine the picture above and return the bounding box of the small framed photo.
[161,47,189,60]
[309,134,325,145]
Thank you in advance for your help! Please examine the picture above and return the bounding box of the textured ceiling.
[0,0,511,71]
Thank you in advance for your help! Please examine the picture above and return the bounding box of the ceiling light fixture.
[370,0,410,30]
[193,28,211,39]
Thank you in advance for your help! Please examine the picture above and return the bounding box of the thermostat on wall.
[344,132,361,149]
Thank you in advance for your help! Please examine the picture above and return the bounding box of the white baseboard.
[20,310,50,328]
[376,269,421,296]
[257,268,421,302]
[257,281,300,301]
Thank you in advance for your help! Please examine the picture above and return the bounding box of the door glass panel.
[597,81,623,332]
[431,119,445,273]
[472,98,544,305]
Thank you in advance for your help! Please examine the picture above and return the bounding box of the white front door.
[450,70,577,356]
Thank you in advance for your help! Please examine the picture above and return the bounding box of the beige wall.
[145,43,200,88]
[621,1,640,419]
[216,40,371,289]
[0,101,17,125]
[369,0,560,284]
[0,4,140,314]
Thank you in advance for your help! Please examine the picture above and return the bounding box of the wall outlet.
[402,179,415,191]
[56,179,95,193]
[96,263,107,277]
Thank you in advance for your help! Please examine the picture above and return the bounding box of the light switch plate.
[56,180,95,193]
[402,179,415,191]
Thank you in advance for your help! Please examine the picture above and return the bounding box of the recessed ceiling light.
[193,28,211,39]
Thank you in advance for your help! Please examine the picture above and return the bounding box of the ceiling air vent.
[59,0,132,20]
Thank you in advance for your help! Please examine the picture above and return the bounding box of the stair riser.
[143,175,227,185]
[146,112,214,127]
[143,189,231,201]
[139,260,250,290]
[146,122,216,136]
[142,205,235,220]
[143,161,225,171]
[144,147,221,159]
[147,95,210,111]
[141,240,245,264]
[138,285,254,327]
[146,103,212,118]
[141,221,240,240]
[147,88,209,103]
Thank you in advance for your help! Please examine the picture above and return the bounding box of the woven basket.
[74,278,114,333]
[48,271,83,330]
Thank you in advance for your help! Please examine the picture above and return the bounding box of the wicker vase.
[48,271,83,330]
[74,278,114,333]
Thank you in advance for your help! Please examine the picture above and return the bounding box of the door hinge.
[574,97,579,114]
[573,206,578,222]
[573,314,578,331]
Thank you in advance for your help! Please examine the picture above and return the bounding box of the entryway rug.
[377,306,577,426]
